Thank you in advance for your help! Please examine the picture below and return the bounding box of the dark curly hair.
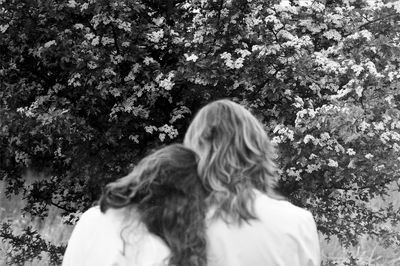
[99,144,208,266]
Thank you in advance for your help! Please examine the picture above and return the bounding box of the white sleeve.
[299,211,321,266]
[62,207,98,266]
[62,207,123,266]
[63,206,170,266]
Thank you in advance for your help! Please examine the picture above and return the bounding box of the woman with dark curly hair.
[62,144,208,266]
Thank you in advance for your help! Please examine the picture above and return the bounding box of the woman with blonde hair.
[63,144,208,266]
[184,99,321,266]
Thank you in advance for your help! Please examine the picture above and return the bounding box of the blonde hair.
[184,99,279,223]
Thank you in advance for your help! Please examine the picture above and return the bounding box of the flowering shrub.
[1,0,400,264]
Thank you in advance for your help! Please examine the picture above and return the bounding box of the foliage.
[0,222,65,265]
[1,0,400,264]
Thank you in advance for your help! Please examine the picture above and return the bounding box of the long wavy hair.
[184,99,279,223]
[99,144,208,266]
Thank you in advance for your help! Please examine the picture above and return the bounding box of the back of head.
[184,99,278,223]
[100,144,208,266]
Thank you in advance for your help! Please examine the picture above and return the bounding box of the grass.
[0,179,74,266]
[1,179,400,266]
[321,235,400,266]
[320,185,400,266]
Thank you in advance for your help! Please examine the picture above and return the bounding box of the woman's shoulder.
[75,206,122,229]
[62,206,122,266]
[64,206,170,266]
[253,189,314,221]
[79,205,102,220]
[70,206,103,232]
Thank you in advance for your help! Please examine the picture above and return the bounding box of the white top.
[62,206,170,266]
[63,191,320,266]
[206,190,321,266]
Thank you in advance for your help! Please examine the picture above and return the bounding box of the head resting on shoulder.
[100,144,207,266]
[184,99,279,222]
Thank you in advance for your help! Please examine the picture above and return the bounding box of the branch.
[205,0,225,56]
[26,191,77,213]
[0,223,66,265]
[342,12,399,38]
[0,231,24,245]
[327,177,394,192]
[358,13,399,30]
[47,200,76,213]
[111,25,121,55]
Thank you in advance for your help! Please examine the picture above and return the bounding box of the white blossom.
[271,136,283,144]
[80,3,89,11]
[116,20,132,32]
[44,40,56,48]
[101,37,114,46]
[309,153,318,159]
[152,17,165,26]
[159,133,166,142]
[305,163,321,173]
[359,121,370,131]
[158,124,179,139]
[346,148,356,156]
[365,153,374,159]
[327,159,339,167]
[144,57,156,65]
[351,64,364,76]
[67,0,77,8]
[185,53,199,62]
[320,132,330,141]
[365,61,383,78]
[91,36,100,46]
[234,58,244,69]
[304,134,315,144]
[121,41,130,47]
[147,29,164,43]
[74,23,84,30]
[355,86,364,97]
[286,167,303,181]
[87,61,98,69]
[0,24,9,33]
[380,132,391,144]
[156,72,175,91]
[129,135,139,144]
[293,96,304,108]
[145,125,158,134]
[373,122,385,131]
[68,73,82,87]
